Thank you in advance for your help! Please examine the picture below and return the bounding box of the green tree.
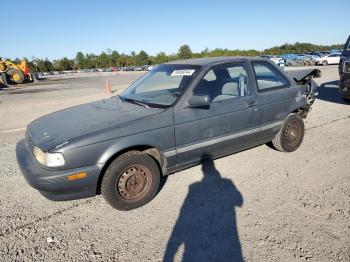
[36,59,48,72]
[130,51,136,65]
[75,52,86,69]
[57,57,75,71]
[97,52,110,68]
[85,53,98,68]
[178,44,192,59]
[153,52,168,64]
[110,50,120,66]
[136,50,149,65]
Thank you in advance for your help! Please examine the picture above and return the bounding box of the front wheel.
[101,151,160,211]
[7,68,24,84]
[322,60,328,66]
[271,114,305,152]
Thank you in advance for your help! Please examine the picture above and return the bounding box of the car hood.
[27,97,166,151]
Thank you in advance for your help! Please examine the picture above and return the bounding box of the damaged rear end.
[288,69,321,118]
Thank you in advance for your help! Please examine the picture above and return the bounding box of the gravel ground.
[0,66,349,261]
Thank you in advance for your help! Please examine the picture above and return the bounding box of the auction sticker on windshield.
[170,69,196,76]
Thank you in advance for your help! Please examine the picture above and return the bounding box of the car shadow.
[317,80,350,105]
[163,155,244,262]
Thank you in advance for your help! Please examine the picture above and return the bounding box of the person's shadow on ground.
[164,155,244,262]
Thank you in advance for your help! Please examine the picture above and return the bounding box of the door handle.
[247,101,257,107]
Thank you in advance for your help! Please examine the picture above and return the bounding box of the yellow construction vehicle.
[0,60,36,85]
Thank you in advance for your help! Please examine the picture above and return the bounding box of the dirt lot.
[0,66,349,261]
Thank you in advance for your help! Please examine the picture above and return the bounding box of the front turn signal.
[67,172,88,181]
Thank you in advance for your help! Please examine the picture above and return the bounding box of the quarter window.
[252,62,289,91]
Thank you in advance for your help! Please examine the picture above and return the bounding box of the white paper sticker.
[170,69,195,76]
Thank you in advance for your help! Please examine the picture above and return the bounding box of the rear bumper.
[16,139,102,201]
[339,74,350,98]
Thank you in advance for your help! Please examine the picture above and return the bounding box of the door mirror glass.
[188,95,210,108]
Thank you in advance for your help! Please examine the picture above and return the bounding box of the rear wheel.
[7,68,24,84]
[322,60,328,66]
[271,114,305,152]
[101,151,160,211]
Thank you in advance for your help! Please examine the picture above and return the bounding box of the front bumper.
[339,74,350,99]
[16,139,102,201]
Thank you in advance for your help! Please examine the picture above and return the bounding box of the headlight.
[33,146,65,167]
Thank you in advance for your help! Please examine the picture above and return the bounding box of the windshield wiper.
[122,97,150,108]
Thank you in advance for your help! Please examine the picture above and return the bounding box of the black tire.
[101,151,160,211]
[342,97,350,102]
[322,60,328,66]
[271,114,305,152]
[7,68,24,84]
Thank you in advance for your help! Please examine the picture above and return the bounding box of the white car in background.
[313,53,341,66]
[260,55,284,67]
[147,65,157,71]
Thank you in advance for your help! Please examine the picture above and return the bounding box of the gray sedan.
[16,57,319,210]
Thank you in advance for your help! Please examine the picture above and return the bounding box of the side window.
[252,62,289,92]
[193,63,250,102]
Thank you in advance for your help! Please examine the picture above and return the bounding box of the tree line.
[4,42,344,72]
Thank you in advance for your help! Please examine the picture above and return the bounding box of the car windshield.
[121,64,200,107]
[345,38,350,50]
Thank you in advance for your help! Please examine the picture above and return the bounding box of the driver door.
[173,62,261,166]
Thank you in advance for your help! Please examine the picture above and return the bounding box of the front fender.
[96,127,175,175]
[61,125,175,170]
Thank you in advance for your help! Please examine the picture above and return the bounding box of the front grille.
[344,61,350,73]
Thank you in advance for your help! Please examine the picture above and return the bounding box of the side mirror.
[188,95,210,108]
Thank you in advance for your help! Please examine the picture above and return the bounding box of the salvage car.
[16,57,319,210]
[339,35,350,101]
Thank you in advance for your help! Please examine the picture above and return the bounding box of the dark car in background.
[16,57,319,211]
[339,35,350,101]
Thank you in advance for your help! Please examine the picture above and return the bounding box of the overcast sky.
[3,0,349,60]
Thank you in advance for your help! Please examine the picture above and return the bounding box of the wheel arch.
[96,145,166,195]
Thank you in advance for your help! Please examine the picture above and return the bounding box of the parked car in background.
[330,49,342,54]
[339,35,350,101]
[318,51,330,57]
[281,54,304,67]
[302,54,319,66]
[147,65,157,71]
[16,57,319,210]
[141,65,150,71]
[260,55,284,67]
[133,67,142,71]
[111,67,121,72]
[313,53,341,66]
[305,51,322,57]
[124,66,136,71]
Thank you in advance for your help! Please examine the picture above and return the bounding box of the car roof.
[165,56,266,66]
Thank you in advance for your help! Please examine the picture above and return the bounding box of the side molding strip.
[162,121,282,157]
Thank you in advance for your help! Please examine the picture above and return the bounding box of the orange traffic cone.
[105,80,111,94]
